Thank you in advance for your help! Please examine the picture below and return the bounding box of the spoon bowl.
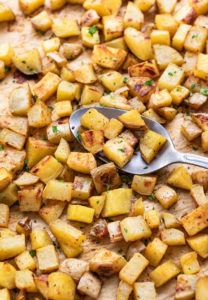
[70,107,208,174]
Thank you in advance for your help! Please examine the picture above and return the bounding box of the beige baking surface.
[0,0,208,299]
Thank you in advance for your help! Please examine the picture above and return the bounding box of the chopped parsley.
[0,146,4,150]
[80,226,84,229]
[124,228,128,233]
[110,92,115,98]
[36,29,44,35]
[88,25,97,36]
[4,66,11,74]
[32,94,36,102]
[191,84,195,89]
[96,200,100,204]
[192,146,198,151]
[27,66,38,74]
[48,106,54,111]
[29,250,36,257]
[190,92,193,96]
[118,249,123,253]
[118,148,125,152]
[23,159,30,172]
[123,77,128,84]
[76,132,81,142]
[176,87,182,91]
[56,158,61,162]
[143,166,148,169]
[59,179,65,182]
[42,136,47,140]
[52,126,58,134]
[144,79,153,86]
[106,183,110,191]
[110,57,117,61]
[149,193,155,201]
[200,88,208,96]
[68,55,74,61]
[192,34,198,39]
[186,109,190,116]
[168,71,176,76]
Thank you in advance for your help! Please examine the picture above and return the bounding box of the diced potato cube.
[194,53,208,81]
[43,180,72,202]
[156,0,177,13]
[31,11,52,32]
[104,118,123,139]
[0,288,10,300]
[167,166,192,190]
[175,274,197,300]
[103,16,123,41]
[145,210,160,229]
[102,188,132,217]
[39,200,65,225]
[72,63,97,84]
[83,0,121,16]
[143,108,166,124]
[48,271,76,300]
[28,101,51,128]
[133,282,157,300]
[196,276,208,300]
[99,71,124,92]
[155,14,178,37]
[191,113,208,131]
[180,252,200,275]
[72,176,93,200]
[120,216,151,242]
[81,130,104,154]
[92,45,127,70]
[172,24,192,51]
[173,4,196,24]
[181,204,208,236]
[117,280,133,300]
[158,63,185,91]
[81,26,100,47]
[18,183,43,212]
[52,18,80,38]
[60,66,75,82]
[119,253,148,285]
[162,212,180,228]
[16,217,31,237]
[47,51,67,68]
[67,205,94,224]
[144,237,168,267]
[50,0,66,10]
[30,155,63,184]
[157,107,177,121]
[0,168,12,192]
[105,37,127,50]
[81,9,100,27]
[187,234,208,258]
[15,270,37,292]
[59,242,83,258]
[89,195,105,218]
[0,4,15,22]
[184,26,207,53]
[33,72,61,101]
[150,260,180,287]
[155,185,178,208]
[132,175,157,196]
[0,183,18,208]
[107,221,123,243]
[151,89,172,109]
[55,138,70,163]
[0,234,25,260]
[89,248,126,277]
[47,118,73,144]
[59,258,89,282]
[30,229,52,250]
[128,59,159,78]
[26,137,56,168]
[135,0,155,11]
[124,27,153,61]
[100,94,132,110]
[12,49,42,75]
[77,271,101,298]
[81,85,102,105]
[81,108,109,130]
[0,204,9,228]
[161,228,185,246]
[15,251,36,271]
[49,219,86,248]
[118,110,147,130]
[67,152,96,174]
[19,0,44,15]
[170,85,190,106]
[0,147,26,175]
[153,45,183,70]
[37,245,59,273]
[103,137,134,168]
[0,129,25,150]
[0,262,16,289]
[194,15,208,28]
[151,30,170,45]
[9,82,31,116]
[189,0,208,15]
[202,131,208,152]
[90,162,121,193]
[130,197,144,216]
[181,119,202,141]
[0,43,14,66]
[124,2,144,30]
[42,37,60,53]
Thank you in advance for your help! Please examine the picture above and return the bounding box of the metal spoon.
[70,107,208,175]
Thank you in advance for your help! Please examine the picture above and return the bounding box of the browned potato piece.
[192,170,208,191]
[191,113,208,131]
[90,162,121,193]
[155,185,178,209]
[128,59,159,78]
[16,217,32,237]
[81,130,104,154]
[81,9,100,27]
[187,93,207,110]
[181,119,202,141]
[118,110,147,130]
[18,183,43,212]
[67,152,97,174]
[131,175,157,196]
[127,77,157,103]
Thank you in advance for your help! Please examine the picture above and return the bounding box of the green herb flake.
[122,254,127,259]
[36,29,44,35]
[118,249,123,253]
[110,57,117,61]
[143,166,148,169]
[190,92,193,96]
[176,87,182,92]
[96,200,100,204]
[99,104,104,107]
[144,79,153,86]
[0,146,4,150]
[118,148,125,152]
[52,126,58,134]
[192,34,198,39]
[4,66,11,74]
[191,84,195,89]
[149,193,155,201]
[48,106,54,111]
[32,94,36,102]
[23,159,30,172]
[27,66,38,74]
[110,92,115,98]
[76,132,81,142]
[68,55,74,61]
[124,228,128,233]
[106,183,110,191]
[88,25,97,36]
[200,88,208,96]
[42,136,47,140]
[192,146,198,151]
[29,250,36,257]
[186,109,190,116]
[59,179,65,182]
[144,239,148,246]
[123,77,128,84]
[56,158,61,163]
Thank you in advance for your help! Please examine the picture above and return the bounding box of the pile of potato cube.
[0,0,208,299]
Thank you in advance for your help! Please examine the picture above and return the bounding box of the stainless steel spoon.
[70,107,208,175]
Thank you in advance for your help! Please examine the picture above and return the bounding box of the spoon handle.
[178,152,208,169]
